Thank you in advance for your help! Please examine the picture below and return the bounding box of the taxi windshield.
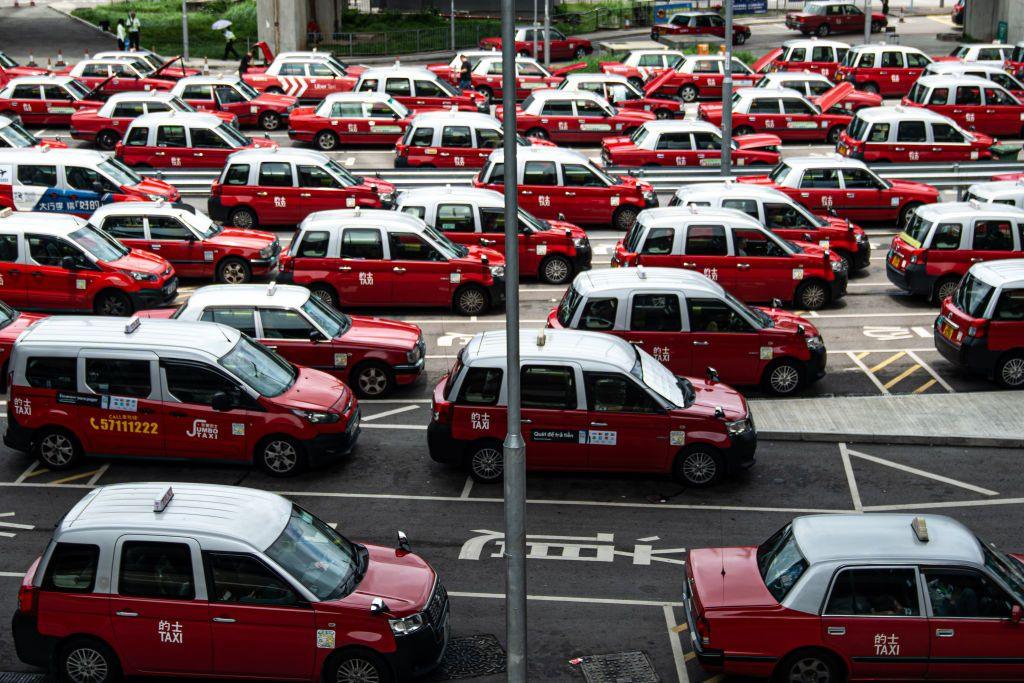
[323,158,358,187]
[768,163,791,184]
[218,335,297,397]
[953,273,994,317]
[0,120,37,147]
[900,213,932,248]
[757,523,808,602]
[0,53,16,69]
[726,290,770,329]
[302,296,351,338]
[70,224,129,261]
[388,98,410,118]
[518,209,548,231]
[556,285,582,326]
[98,158,142,186]
[434,78,461,97]
[265,505,365,601]
[638,347,689,407]
[217,122,251,147]
[423,224,469,258]
[586,163,616,185]
[845,115,869,141]
[0,299,18,328]
[630,126,649,146]
[236,81,261,100]
[980,539,1024,604]
[66,80,92,100]
[189,211,221,238]
[168,96,199,112]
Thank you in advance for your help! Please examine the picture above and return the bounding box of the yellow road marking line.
[48,469,104,486]
[855,351,870,360]
[684,652,696,662]
[671,623,688,633]
[884,364,920,390]
[870,351,905,373]
[22,467,50,479]
[913,379,937,394]
[703,676,724,683]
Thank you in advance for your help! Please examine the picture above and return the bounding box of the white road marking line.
[0,572,25,578]
[906,349,955,393]
[86,464,109,486]
[362,405,419,422]
[449,591,683,608]
[361,423,427,430]
[360,399,433,403]
[845,351,890,395]
[846,447,998,496]
[460,476,474,499]
[664,605,690,683]
[864,497,1024,512]
[838,443,863,512]
[13,461,39,485]
[912,327,931,338]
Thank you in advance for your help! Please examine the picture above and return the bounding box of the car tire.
[795,280,830,310]
[216,257,252,284]
[93,290,133,317]
[861,82,880,95]
[871,21,884,32]
[256,435,307,477]
[678,84,699,102]
[672,446,723,487]
[734,125,755,136]
[57,637,121,683]
[526,126,549,140]
[898,201,922,229]
[352,361,394,398]
[816,23,831,36]
[229,206,259,229]
[933,275,960,303]
[575,47,588,60]
[308,283,339,308]
[654,108,673,119]
[258,110,282,131]
[826,125,844,144]
[996,352,1024,389]
[835,250,853,272]
[476,85,494,104]
[454,284,489,316]
[34,427,82,471]
[95,129,120,151]
[612,205,640,231]
[315,130,339,151]
[735,32,748,45]
[468,440,504,483]
[774,649,844,683]
[327,649,393,683]
[539,254,573,285]
[762,358,804,396]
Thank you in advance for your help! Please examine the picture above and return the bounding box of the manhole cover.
[0,674,47,683]
[429,634,507,680]
[578,651,660,683]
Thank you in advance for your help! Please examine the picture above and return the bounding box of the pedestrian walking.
[222,27,239,60]
[239,49,252,77]
[127,10,141,50]
[458,55,472,91]
[115,19,126,51]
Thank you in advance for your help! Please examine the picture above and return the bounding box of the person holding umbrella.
[212,20,239,60]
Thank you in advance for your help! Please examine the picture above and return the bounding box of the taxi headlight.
[831,259,846,272]
[290,408,340,424]
[725,418,751,436]
[379,191,394,204]
[489,265,505,278]
[573,237,588,248]
[806,335,825,351]
[407,345,422,364]
[388,613,425,636]
[123,270,157,282]
[642,189,656,201]
[259,244,274,258]
[145,193,165,201]
[855,232,867,244]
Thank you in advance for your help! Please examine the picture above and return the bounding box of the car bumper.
[427,422,462,465]
[69,128,95,142]
[487,275,506,307]
[830,269,848,301]
[934,326,996,378]
[573,243,593,273]
[12,612,54,669]
[392,354,426,384]
[886,260,932,296]
[250,256,280,277]
[807,345,828,382]
[853,239,871,270]
[4,415,32,453]
[644,195,660,209]
[383,586,450,679]
[394,154,410,168]
[129,277,178,311]
[305,407,361,467]
[207,196,229,222]
[287,128,315,142]
[723,425,757,474]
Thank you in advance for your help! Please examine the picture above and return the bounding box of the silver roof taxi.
[965,180,1024,208]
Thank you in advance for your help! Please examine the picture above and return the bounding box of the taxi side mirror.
[309,328,325,342]
[370,597,391,615]
[1013,605,1022,624]
[211,391,234,412]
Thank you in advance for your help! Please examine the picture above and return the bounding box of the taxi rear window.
[556,285,583,327]
[757,523,808,602]
[953,273,994,318]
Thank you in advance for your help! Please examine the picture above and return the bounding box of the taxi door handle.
[265,345,278,350]
[337,266,352,271]
[170,411,188,418]
[590,421,608,426]
[826,626,845,636]
[846,193,855,198]
[683,261,697,268]
[212,617,237,623]
[564,191,576,196]
[936,628,955,638]
[521,190,534,195]
[300,192,312,198]
[520,418,533,424]
[8,269,19,275]
[256,191,269,196]
[31,272,42,278]
[970,258,983,262]
[154,152,166,156]
[628,340,644,345]
[194,152,204,157]
[138,407,155,415]
[392,267,407,273]
[115,610,139,617]
[693,341,710,346]
[150,244,161,250]
[736,263,751,269]
[895,147,905,151]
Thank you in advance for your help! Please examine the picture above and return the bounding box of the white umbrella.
[211,19,232,31]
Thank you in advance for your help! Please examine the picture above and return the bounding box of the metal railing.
[315,22,501,57]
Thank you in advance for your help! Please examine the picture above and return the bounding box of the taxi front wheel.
[613,206,640,232]
[672,446,723,487]
[454,285,489,316]
[34,427,82,470]
[468,440,504,483]
[58,637,122,683]
[996,353,1024,389]
[256,436,307,477]
[774,648,844,683]
[795,280,830,310]
[763,359,804,396]
[94,290,133,317]
[327,649,393,683]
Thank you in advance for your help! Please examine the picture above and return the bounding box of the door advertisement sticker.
[101,395,138,412]
[587,430,617,446]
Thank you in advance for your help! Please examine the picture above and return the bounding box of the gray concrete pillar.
[313,0,339,36]
[257,0,310,53]
[964,0,997,41]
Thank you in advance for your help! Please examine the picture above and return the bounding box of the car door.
[189,125,233,167]
[306,62,340,99]
[77,354,164,456]
[519,160,560,219]
[517,62,548,98]
[920,220,965,282]
[820,566,930,680]
[539,98,577,142]
[574,97,615,141]
[41,84,77,126]
[387,231,451,306]
[981,86,1020,137]
[436,124,474,167]
[205,552,315,680]
[520,363,590,470]
[13,162,59,213]
[24,234,85,309]
[110,537,212,675]
[921,565,1024,680]
[879,50,907,95]
[560,162,609,224]
[582,369,671,472]
[159,359,251,461]
[63,165,116,215]
[180,83,217,114]
[654,130,695,165]
[154,123,192,168]
[295,162,347,217]
[95,216,146,258]
[631,225,678,268]
[623,291,688,376]
[546,29,572,61]
[255,306,332,373]
[331,227,389,306]
[967,217,1017,268]
[795,167,843,217]
[685,296,762,384]
[691,131,725,167]
[931,121,972,161]
[730,227,797,302]
[779,96,821,141]
[214,84,255,121]
[9,84,43,125]
[146,215,203,277]
[747,97,785,135]
[255,161,299,224]
[840,167,894,224]
[681,224,736,290]
[0,233,26,307]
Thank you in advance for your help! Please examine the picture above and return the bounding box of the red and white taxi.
[247,41,367,77]
[763,38,851,80]
[754,71,881,111]
[1008,41,1024,77]
[91,49,199,80]
[600,120,780,168]
[208,148,395,229]
[500,89,655,143]
[242,54,357,101]
[651,11,751,45]
[287,92,421,150]
[739,155,940,226]
[645,55,759,103]
[965,179,1024,208]
[612,206,848,310]
[0,299,45,390]
[171,76,298,131]
[395,185,591,284]
[395,110,546,169]
[557,72,685,118]
[0,51,48,80]
[600,49,686,88]
[475,146,659,230]
[66,58,175,96]
[0,76,102,127]
[116,112,277,168]
[355,66,488,113]
[925,61,1024,99]
[699,84,855,143]
[146,283,425,396]
[462,55,584,103]
[426,49,500,83]
[835,44,932,97]
[90,201,280,283]
[786,1,886,37]
[887,201,1024,300]
[479,26,593,61]
[903,75,1024,139]
[549,267,826,395]
[684,514,1024,681]
[0,114,65,149]
[938,42,1012,66]
[936,258,1024,388]
[838,106,1003,163]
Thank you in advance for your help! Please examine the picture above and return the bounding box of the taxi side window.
[27,235,85,268]
[409,127,434,146]
[341,229,383,259]
[931,223,962,250]
[206,553,298,606]
[181,85,213,99]
[642,228,674,255]
[786,48,806,60]
[26,357,76,390]
[215,86,245,104]
[521,365,576,410]
[584,372,659,413]
[486,62,504,75]
[764,202,811,229]
[780,98,815,115]
[367,103,395,119]
[476,128,501,149]
[955,85,982,106]
[686,298,752,333]
[67,167,117,193]
[17,164,57,187]
[296,230,330,258]
[223,163,250,185]
[112,102,145,118]
[457,367,503,405]
[692,60,718,74]
[842,168,882,189]
[258,162,293,187]
[811,46,832,62]
[125,126,149,146]
[479,208,506,234]
[199,307,258,337]
[85,358,151,398]
[437,204,474,231]
[486,162,504,184]
[928,88,949,105]
[260,308,314,340]
[563,163,604,187]
[993,288,1024,321]
[580,297,618,330]
[523,161,557,186]
[11,84,41,99]
[190,127,230,149]
[385,78,412,97]
[825,567,920,616]
[749,98,781,114]
[441,125,473,148]
[881,51,905,68]
[692,132,722,150]
[102,215,146,239]
[330,102,362,118]
[932,123,965,143]
[0,234,17,262]
[856,52,876,68]
[907,53,931,68]
[637,54,663,67]
[119,541,194,600]
[722,198,759,219]
[631,293,682,331]
[867,123,890,143]
[685,224,727,255]
[149,216,192,240]
[278,63,305,76]
[42,543,99,593]
[733,229,786,258]
[519,63,545,77]
[414,80,445,97]
[540,100,574,116]
[985,88,1015,106]
[309,63,334,77]
[576,99,607,117]
[297,165,340,189]
[42,85,72,101]
[801,168,840,188]
[163,360,241,405]
[656,132,692,150]
[389,233,440,261]
[156,125,187,147]
[401,206,426,219]
[357,79,378,93]
[80,64,108,78]
[972,220,1013,251]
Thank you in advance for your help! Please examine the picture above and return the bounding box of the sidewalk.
[751,391,1024,448]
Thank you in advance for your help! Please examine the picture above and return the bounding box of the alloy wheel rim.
[318,133,337,150]
[101,296,127,316]
[460,289,486,314]
[617,210,638,230]
[937,281,958,301]
[789,657,830,683]
[98,132,117,149]
[683,451,716,484]
[264,440,297,473]
[233,211,254,229]
[41,434,73,466]
[802,285,826,309]
[472,447,502,481]
[1002,358,1024,387]
[358,367,388,396]
[336,658,380,683]
[681,87,697,102]
[544,258,569,283]
[66,647,108,683]
[222,262,247,284]
[312,288,334,306]
[771,365,800,394]
[263,113,281,130]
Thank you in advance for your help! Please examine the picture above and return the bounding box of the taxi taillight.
[967,320,988,338]
[432,399,454,425]
[210,181,222,197]
[908,249,927,265]
[17,558,40,615]
[694,612,711,645]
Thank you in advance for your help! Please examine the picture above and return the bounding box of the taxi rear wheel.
[654,108,673,119]
[734,125,755,136]
[315,130,339,151]
[628,77,644,89]
[996,353,1024,389]
[454,285,489,316]
[575,47,588,60]
[256,436,307,477]
[672,446,723,487]
[476,85,494,104]
[861,82,880,95]
[58,638,121,683]
[216,257,252,284]
[826,125,844,144]
[613,206,640,232]
[763,359,804,396]
[735,32,748,45]
[328,649,392,683]
[678,84,699,102]
[258,110,282,131]
[353,362,394,398]
[933,276,960,303]
[898,202,923,229]
[540,255,573,285]
[309,283,339,308]
[34,427,82,471]
[816,23,831,36]
[795,280,830,310]
[95,130,120,151]
[526,127,549,140]
[775,649,844,683]
[94,290,133,317]
[229,207,258,230]
[468,441,504,483]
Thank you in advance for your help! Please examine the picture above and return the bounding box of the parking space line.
[13,461,43,483]
[845,351,890,395]
[362,405,419,422]
[361,423,427,430]
[883,363,920,390]
[460,476,473,499]
[906,350,955,393]
[846,448,998,496]
[49,468,106,486]
[913,379,937,394]
[838,443,863,512]
[865,497,1024,512]
[448,591,683,608]
[86,464,109,486]
[663,605,690,683]
[869,352,905,373]
[360,399,433,404]
[0,572,25,578]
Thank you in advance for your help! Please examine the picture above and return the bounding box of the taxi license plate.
[889,254,901,268]
[838,143,847,154]
[942,323,956,341]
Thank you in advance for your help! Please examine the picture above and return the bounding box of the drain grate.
[0,674,47,683]
[429,634,507,680]
[578,651,660,683]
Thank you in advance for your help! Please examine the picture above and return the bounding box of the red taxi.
[612,206,848,310]
[92,49,199,80]
[462,55,585,102]
[171,76,298,131]
[116,112,276,169]
[426,50,501,84]
[0,114,65,149]
[429,328,756,486]
[0,51,48,80]
[763,38,851,80]
[739,155,940,226]
[66,59,175,97]
[500,89,655,143]
[786,1,886,37]
[0,209,177,315]
[71,91,237,151]
[247,41,367,78]
[395,185,591,284]
[835,44,932,97]
[288,92,423,150]
[903,75,1024,139]
[479,26,592,61]
[936,258,1024,388]
[279,208,506,316]
[754,71,881,112]
[557,73,685,119]
[242,55,356,101]
[651,11,751,45]
[600,120,780,168]
[90,202,280,284]
[0,300,45,390]
[645,55,759,103]
[937,42,1012,66]
[1009,40,1024,77]
[395,111,550,169]
[887,201,1024,300]
[0,76,102,127]
[145,283,425,397]
[838,106,1005,164]
[355,66,488,113]
[474,146,659,230]
[699,84,854,143]
[925,61,1024,99]
[600,49,686,88]
[549,267,826,395]
[208,148,395,229]
[684,513,1024,681]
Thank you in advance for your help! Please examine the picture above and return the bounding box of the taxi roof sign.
[0,208,12,219]
[153,486,174,512]
[267,281,278,296]
[912,516,929,542]
[124,316,141,334]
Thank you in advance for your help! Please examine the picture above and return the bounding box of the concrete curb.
[760,430,1024,449]
[48,3,113,40]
